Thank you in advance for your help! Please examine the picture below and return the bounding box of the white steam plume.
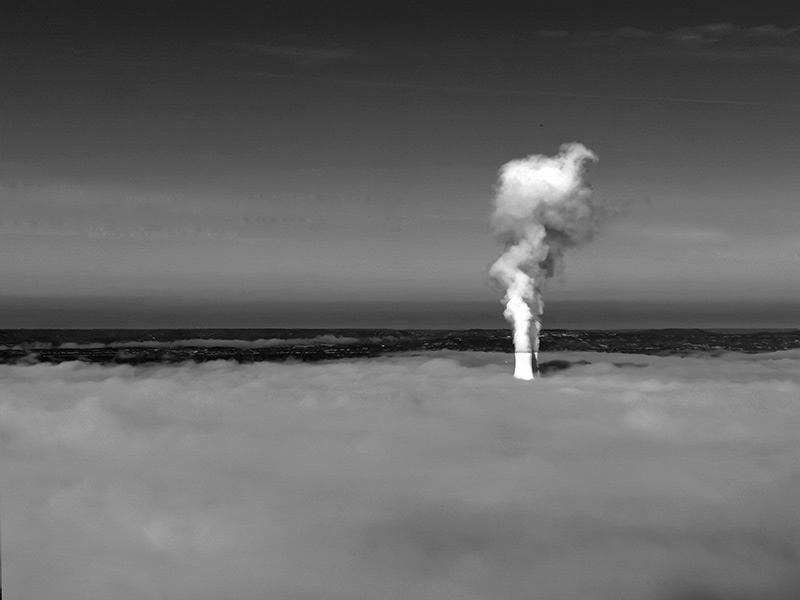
[490,142,600,368]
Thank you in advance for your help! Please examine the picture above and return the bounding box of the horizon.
[1,296,796,330]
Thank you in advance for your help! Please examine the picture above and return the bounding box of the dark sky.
[2,1,799,326]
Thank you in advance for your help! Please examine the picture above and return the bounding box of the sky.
[3,350,800,599]
[1,0,799,327]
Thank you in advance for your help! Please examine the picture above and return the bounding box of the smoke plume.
[490,142,600,356]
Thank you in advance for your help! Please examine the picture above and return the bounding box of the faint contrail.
[21,49,800,108]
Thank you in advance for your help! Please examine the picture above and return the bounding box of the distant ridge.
[2,328,798,366]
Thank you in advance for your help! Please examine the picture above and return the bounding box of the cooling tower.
[514,352,536,380]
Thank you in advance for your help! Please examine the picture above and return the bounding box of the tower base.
[513,352,535,380]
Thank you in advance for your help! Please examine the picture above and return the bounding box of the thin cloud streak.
[233,41,358,64]
[17,49,800,108]
[537,23,800,62]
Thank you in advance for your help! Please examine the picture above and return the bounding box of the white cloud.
[3,351,800,600]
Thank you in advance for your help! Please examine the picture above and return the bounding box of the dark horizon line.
[1,297,795,330]
[2,326,798,333]
[1,295,797,304]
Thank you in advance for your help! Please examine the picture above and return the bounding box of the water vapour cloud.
[489,142,600,375]
[3,352,800,600]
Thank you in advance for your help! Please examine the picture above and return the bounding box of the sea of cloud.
[2,350,799,600]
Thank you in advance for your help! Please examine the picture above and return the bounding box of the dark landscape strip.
[1,330,798,366]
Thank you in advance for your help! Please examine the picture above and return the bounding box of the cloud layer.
[3,351,800,599]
